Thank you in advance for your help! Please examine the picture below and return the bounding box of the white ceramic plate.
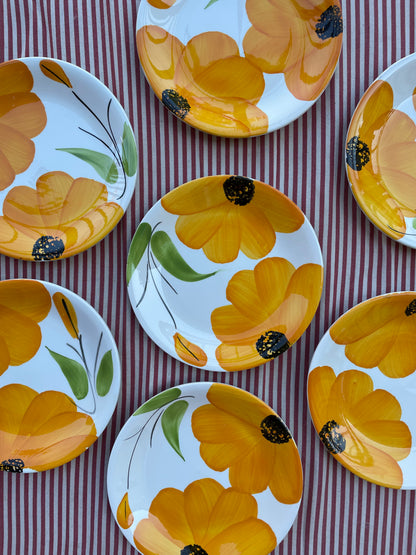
[0,279,120,472]
[346,53,416,248]
[136,0,343,137]
[107,381,302,553]
[127,175,324,372]
[307,292,416,489]
[0,57,137,261]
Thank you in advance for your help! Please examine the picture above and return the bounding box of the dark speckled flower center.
[315,5,343,40]
[0,458,24,472]
[181,545,208,555]
[223,176,255,206]
[261,414,292,444]
[405,299,416,316]
[256,331,290,359]
[32,236,64,261]
[319,420,346,454]
[346,136,370,171]
[162,89,190,119]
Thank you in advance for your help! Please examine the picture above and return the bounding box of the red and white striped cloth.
[1,1,416,554]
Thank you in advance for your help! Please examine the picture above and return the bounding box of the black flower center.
[162,89,190,120]
[32,236,65,261]
[0,458,24,472]
[346,136,371,171]
[256,331,290,360]
[405,299,416,316]
[261,414,292,444]
[181,545,208,555]
[315,5,343,40]
[223,176,255,206]
[319,420,346,454]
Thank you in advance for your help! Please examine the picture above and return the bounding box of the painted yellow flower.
[330,293,416,378]
[211,257,323,371]
[346,79,416,239]
[192,384,303,504]
[133,478,277,554]
[161,176,305,263]
[136,25,268,137]
[0,60,47,190]
[243,0,343,101]
[0,280,51,375]
[173,332,208,367]
[308,366,412,488]
[0,171,124,260]
[0,383,97,472]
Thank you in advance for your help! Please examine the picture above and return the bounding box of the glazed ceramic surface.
[136,0,343,137]
[307,292,416,489]
[107,381,302,553]
[127,175,324,372]
[0,279,120,472]
[0,57,138,261]
[345,53,416,248]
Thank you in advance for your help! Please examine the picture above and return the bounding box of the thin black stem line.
[176,335,200,361]
[78,334,97,414]
[72,90,123,165]
[93,332,104,380]
[388,225,416,236]
[149,411,163,448]
[148,246,177,329]
[78,127,119,160]
[67,342,82,360]
[106,99,127,199]
[61,299,79,339]
[150,250,177,294]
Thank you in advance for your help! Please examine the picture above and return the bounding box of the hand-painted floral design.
[243,0,343,101]
[136,25,268,137]
[308,366,412,488]
[192,384,303,504]
[117,492,133,530]
[0,171,124,261]
[133,478,277,554]
[0,60,47,190]
[0,383,97,472]
[329,293,416,378]
[173,332,208,367]
[211,257,323,371]
[0,280,51,375]
[346,79,416,239]
[147,0,176,7]
[161,176,305,263]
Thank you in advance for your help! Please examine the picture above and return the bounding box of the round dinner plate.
[346,52,416,248]
[127,175,324,372]
[0,57,138,261]
[107,381,303,553]
[0,279,120,473]
[136,0,343,137]
[307,292,416,489]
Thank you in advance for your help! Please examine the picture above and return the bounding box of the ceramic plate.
[107,381,302,553]
[0,279,120,473]
[0,57,138,261]
[345,53,416,248]
[127,175,324,372]
[135,0,343,137]
[307,292,416,489]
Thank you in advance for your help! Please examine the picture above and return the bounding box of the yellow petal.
[0,305,43,366]
[215,341,261,371]
[173,332,207,367]
[134,518,183,555]
[0,122,35,174]
[184,479,224,544]
[39,59,72,88]
[307,365,337,429]
[0,60,33,95]
[0,91,46,138]
[206,517,276,554]
[53,292,79,339]
[377,317,416,378]
[161,175,226,215]
[117,492,134,529]
[228,441,276,493]
[148,487,193,543]
[269,442,303,504]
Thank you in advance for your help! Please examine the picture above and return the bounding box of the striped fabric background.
[1,1,416,554]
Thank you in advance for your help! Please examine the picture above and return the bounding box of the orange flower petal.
[349,388,402,424]
[0,60,33,95]
[206,518,276,554]
[377,317,416,378]
[161,176,227,215]
[183,479,224,545]
[0,123,35,174]
[307,365,336,428]
[134,519,183,555]
[201,207,243,263]
[0,305,43,366]
[174,204,231,251]
[173,332,207,367]
[251,184,304,233]
[148,0,177,7]
[269,442,303,504]
[238,205,277,259]
[0,92,46,138]
[0,148,15,190]
[148,487,193,543]
[116,492,134,529]
[0,279,51,321]
[53,292,79,339]
[355,420,412,462]
[228,441,276,493]
[39,59,72,88]
[215,341,262,371]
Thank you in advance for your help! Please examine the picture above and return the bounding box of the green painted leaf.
[161,400,188,460]
[121,123,138,177]
[205,0,219,7]
[133,387,181,415]
[151,231,217,282]
[412,218,416,230]
[127,222,152,284]
[46,347,89,400]
[96,350,113,396]
[57,148,118,184]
